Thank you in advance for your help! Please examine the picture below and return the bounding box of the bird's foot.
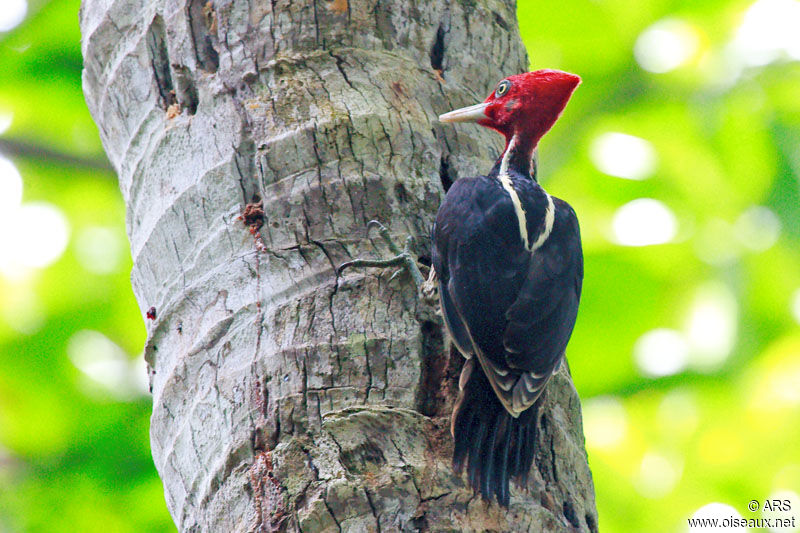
[337,220,434,301]
[421,264,438,304]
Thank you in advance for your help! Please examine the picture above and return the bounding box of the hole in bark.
[534,412,557,481]
[415,320,446,417]
[586,512,599,533]
[445,344,464,402]
[146,15,175,110]
[416,328,463,419]
[187,0,219,73]
[492,11,509,30]
[410,514,428,530]
[240,200,265,231]
[439,155,454,192]
[172,64,199,114]
[563,499,580,528]
[394,182,409,204]
[429,24,445,76]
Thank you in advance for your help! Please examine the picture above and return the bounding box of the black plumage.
[433,70,583,505]
[432,165,582,505]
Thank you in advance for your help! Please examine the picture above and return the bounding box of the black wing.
[501,198,582,412]
[434,180,582,417]
[438,276,474,357]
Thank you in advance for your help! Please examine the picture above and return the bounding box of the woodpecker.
[433,70,583,506]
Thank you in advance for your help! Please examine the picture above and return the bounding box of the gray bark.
[80,0,597,531]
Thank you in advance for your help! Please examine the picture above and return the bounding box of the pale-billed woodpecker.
[433,69,583,506]
[338,69,583,506]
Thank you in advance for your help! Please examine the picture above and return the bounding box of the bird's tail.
[451,358,540,507]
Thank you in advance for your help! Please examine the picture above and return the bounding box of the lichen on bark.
[80,0,597,530]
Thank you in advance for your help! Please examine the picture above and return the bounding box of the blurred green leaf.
[1,0,799,531]
[519,0,800,530]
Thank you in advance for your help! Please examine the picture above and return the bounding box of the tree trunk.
[80,0,597,531]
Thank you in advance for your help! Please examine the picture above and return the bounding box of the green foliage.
[0,1,172,531]
[519,0,800,530]
[1,0,798,531]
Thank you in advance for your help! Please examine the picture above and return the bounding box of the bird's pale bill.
[438,102,488,123]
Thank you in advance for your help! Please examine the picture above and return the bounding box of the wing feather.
[503,199,582,375]
[433,179,582,419]
[439,277,474,357]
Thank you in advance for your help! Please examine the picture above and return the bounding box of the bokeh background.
[1,0,798,531]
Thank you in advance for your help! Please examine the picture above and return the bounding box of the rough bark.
[80,0,597,531]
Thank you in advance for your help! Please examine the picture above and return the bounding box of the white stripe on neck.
[498,135,530,250]
[531,194,555,251]
[498,135,555,252]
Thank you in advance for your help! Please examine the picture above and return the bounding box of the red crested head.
[440,69,581,146]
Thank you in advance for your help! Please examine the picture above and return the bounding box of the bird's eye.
[495,80,511,97]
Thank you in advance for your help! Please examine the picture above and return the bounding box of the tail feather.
[494,414,512,506]
[467,417,488,488]
[452,406,476,474]
[510,421,523,478]
[479,410,502,499]
[517,419,536,485]
[451,359,541,506]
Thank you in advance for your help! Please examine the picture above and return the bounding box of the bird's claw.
[336,255,406,277]
[366,220,403,255]
[337,221,434,300]
[421,265,438,304]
